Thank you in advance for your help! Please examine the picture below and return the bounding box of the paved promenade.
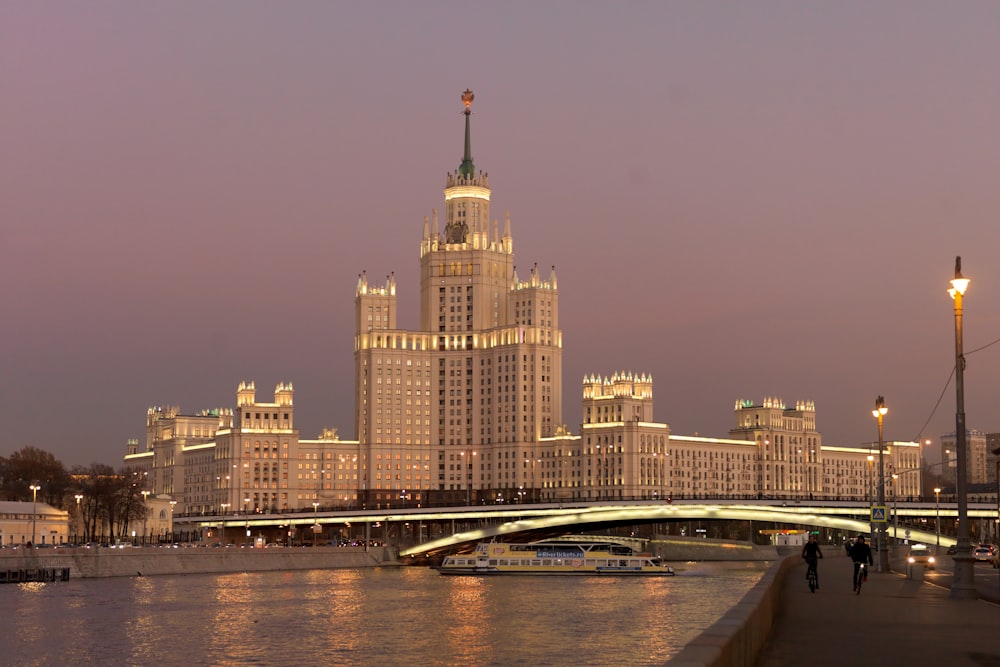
[755,553,1000,667]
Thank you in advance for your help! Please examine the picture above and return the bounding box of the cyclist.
[848,535,873,592]
[801,534,823,589]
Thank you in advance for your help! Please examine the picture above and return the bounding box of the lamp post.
[891,474,899,542]
[531,458,540,503]
[866,455,874,538]
[461,451,476,506]
[312,502,320,546]
[219,503,229,545]
[29,483,40,546]
[141,490,150,545]
[872,396,889,572]
[948,257,976,599]
[993,446,1000,545]
[74,494,84,542]
[169,500,177,542]
[243,496,250,546]
[934,487,942,548]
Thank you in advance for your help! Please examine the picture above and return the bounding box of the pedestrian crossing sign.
[871,506,887,523]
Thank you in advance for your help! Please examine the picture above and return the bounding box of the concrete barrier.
[0,545,398,579]
[658,538,780,562]
[668,555,796,667]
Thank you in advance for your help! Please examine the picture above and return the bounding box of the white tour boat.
[437,536,675,576]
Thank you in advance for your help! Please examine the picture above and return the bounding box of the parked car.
[907,544,935,570]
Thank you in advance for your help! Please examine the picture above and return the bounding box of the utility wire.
[912,333,1000,443]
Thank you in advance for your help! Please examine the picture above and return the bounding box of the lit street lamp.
[244,496,251,545]
[74,494,84,542]
[141,490,150,545]
[891,474,899,542]
[872,396,889,572]
[947,257,976,599]
[934,487,942,548]
[29,483,41,546]
[169,500,177,542]
[220,503,230,545]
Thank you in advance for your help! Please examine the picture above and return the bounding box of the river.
[3,561,768,666]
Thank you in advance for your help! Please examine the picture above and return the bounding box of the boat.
[437,536,675,576]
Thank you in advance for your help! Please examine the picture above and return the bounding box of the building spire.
[458,89,475,178]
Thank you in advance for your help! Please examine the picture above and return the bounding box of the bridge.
[174,498,998,557]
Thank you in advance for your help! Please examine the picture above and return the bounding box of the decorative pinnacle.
[458,89,475,178]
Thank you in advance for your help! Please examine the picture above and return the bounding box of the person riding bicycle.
[801,534,823,588]
[848,535,873,591]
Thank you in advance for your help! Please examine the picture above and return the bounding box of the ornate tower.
[419,89,513,333]
[354,90,563,507]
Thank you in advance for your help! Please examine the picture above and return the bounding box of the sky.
[4,2,1000,468]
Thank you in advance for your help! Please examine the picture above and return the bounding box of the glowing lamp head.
[872,395,887,418]
[949,277,970,299]
[949,256,970,298]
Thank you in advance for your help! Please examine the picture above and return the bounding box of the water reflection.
[0,563,767,666]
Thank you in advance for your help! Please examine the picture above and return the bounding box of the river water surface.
[4,562,767,666]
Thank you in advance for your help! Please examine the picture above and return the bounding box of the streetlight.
[74,494,84,542]
[866,455,874,537]
[461,451,476,506]
[531,458,541,503]
[934,487,942,548]
[872,396,889,572]
[220,503,230,545]
[993,446,1000,546]
[312,502,320,546]
[891,474,899,542]
[244,496,251,545]
[948,256,976,599]
[169,500,177,542]
[29,483,40,546]
[141,490,150,545]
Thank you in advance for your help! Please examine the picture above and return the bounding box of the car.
[946,545,957,555]
[973,547,993,562]
[907,544,936,570]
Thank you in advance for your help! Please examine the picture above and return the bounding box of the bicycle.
[806,560,818,593]
[853,562,867,594]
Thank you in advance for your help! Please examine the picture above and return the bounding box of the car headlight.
[928,557,935,563]
[907,557,915,563]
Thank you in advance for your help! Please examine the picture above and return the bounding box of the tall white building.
[354,90,562,507]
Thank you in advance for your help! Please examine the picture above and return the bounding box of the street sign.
[871,506,887,523]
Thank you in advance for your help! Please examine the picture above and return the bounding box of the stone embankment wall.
[656,537,780,562]
[0,546,397,579]
[668,555,795,667]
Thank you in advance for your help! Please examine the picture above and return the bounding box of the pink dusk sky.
[3,2,1000,467]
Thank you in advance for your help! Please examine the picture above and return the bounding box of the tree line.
[1,446,148,543]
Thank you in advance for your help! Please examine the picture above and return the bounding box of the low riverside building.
[123,378,923,511]
[124,383,362,516]
[0,501,69,546]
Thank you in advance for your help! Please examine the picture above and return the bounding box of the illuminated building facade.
[123,92,923,514]
[353,90,562,507]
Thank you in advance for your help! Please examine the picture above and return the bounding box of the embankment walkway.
[756,554,1000,667]
[671,552,1000,667]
